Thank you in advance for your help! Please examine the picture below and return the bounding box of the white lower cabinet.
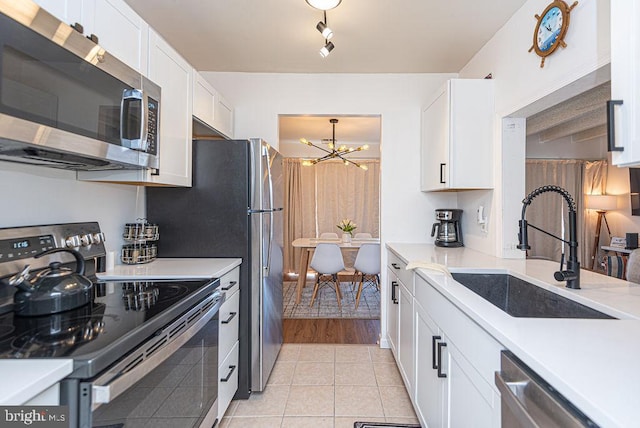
[398,281,414,396]
[412,274,501,428]
[386,249,502,428]
[386,267,399,356]
[218,266,240,421]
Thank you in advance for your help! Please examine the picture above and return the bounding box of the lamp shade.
[585,194,617,211]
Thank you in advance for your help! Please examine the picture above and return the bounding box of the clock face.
[536,6,563,52]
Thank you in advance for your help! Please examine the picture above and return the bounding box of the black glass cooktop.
[0,278,216,376]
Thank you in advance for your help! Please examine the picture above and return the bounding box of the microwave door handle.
[120,89,145,151]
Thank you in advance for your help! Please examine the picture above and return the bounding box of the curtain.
[525,159,607,269]
[583,160,609,269]
[283,159,380,275]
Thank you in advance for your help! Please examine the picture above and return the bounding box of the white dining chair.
[353,243,381,309]
[354,232,372,239]
[626,249,640,283]
[309,243,345,308]
[320,232,339,239]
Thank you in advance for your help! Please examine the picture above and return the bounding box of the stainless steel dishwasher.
[495,351,599,428]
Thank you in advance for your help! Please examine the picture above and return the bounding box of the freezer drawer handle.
[437,342,447,378]
[222,281,237,291]
[221,365,237,382]
[221,312,237,324]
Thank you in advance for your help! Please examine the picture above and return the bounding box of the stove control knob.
[80,234,93,246]
[65,235,81,248]
[92,232,105,244]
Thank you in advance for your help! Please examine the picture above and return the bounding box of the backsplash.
[0,161,144,254]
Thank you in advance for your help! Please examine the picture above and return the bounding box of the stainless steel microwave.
[0,0,160,171]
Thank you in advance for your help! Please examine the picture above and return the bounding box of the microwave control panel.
[147,98,159,156]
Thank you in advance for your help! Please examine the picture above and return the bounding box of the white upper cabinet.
[33,0,83,25]
[610,0,640,166]
[421,79,494,192]
[34,0,148,74]
[214,91,234,139]
[82,0,149,74]
[192,70,235,138]
[193,71,217,129]
[79,29,193,186]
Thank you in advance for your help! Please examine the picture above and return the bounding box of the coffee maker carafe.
[431,209,463,247]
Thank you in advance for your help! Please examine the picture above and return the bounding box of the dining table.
[291,237,381,304]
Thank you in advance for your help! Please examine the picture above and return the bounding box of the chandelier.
[300,118,369,170]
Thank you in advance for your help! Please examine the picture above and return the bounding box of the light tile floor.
[219,344,419,428]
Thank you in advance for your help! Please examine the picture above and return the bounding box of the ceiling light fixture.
[300,119,369,170]
[316,21,333,40]
[309,5,338,57]
[305,0,341,10]
[319,41,334,58]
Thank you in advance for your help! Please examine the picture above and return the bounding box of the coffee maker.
[431,209,463,247]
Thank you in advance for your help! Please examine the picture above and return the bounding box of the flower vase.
[342,233,352,243]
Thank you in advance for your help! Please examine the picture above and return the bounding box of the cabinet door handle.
[437,342,448,378]
[391,281,399,304]
[432,335,442,369]
[391,263,400,270]
[221,365,236,382]
[439,163,446,184]
[221,312,237,324]
[222,281,237,291]
[607,100,624,152]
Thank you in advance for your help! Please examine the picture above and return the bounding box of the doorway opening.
[278,114,382,330]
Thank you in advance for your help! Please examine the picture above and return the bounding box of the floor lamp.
[586,194,617,270]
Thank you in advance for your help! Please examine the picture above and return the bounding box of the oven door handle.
[91,292,224,408]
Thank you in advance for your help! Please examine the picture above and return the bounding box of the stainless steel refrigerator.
[146,138,284,397]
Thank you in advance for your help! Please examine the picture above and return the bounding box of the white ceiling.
[124,0,528,74]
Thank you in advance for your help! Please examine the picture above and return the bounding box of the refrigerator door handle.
[263,143,275,274]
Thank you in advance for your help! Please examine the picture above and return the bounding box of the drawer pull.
[391,263,401,270]
[221,312,237,324]
[391,281,399,304]
[432,335,441,369]
[222,281,237,291]
[221,365,236,382]
[437,342,448,378]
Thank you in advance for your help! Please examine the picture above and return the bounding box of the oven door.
[73,291,223,428]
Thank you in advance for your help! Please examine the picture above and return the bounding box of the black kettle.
[11,248,94,316]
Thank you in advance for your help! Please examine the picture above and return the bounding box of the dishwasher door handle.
[494,372,538,428]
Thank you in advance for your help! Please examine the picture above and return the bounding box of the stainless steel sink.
[451,273,616,319]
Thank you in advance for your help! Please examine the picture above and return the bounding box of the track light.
[319,41,334,58]
[305,0,341,10]
[316,21,334,40]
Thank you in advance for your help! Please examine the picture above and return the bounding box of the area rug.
[354,423,421,428]
[283,280,380,319]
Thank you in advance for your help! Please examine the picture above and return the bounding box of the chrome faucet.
[517,185,580,289]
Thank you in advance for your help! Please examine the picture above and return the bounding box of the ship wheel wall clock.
[528,0,578,68]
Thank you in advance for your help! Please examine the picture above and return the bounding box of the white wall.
[0,162,145,254]
[458,0,611,257]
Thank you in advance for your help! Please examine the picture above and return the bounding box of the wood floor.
[283,318,380,344]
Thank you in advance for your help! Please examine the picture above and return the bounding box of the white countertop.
[387,243,640,428]
[97,257,242,280]
[0,258,241,406]
[0,360,72,404]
